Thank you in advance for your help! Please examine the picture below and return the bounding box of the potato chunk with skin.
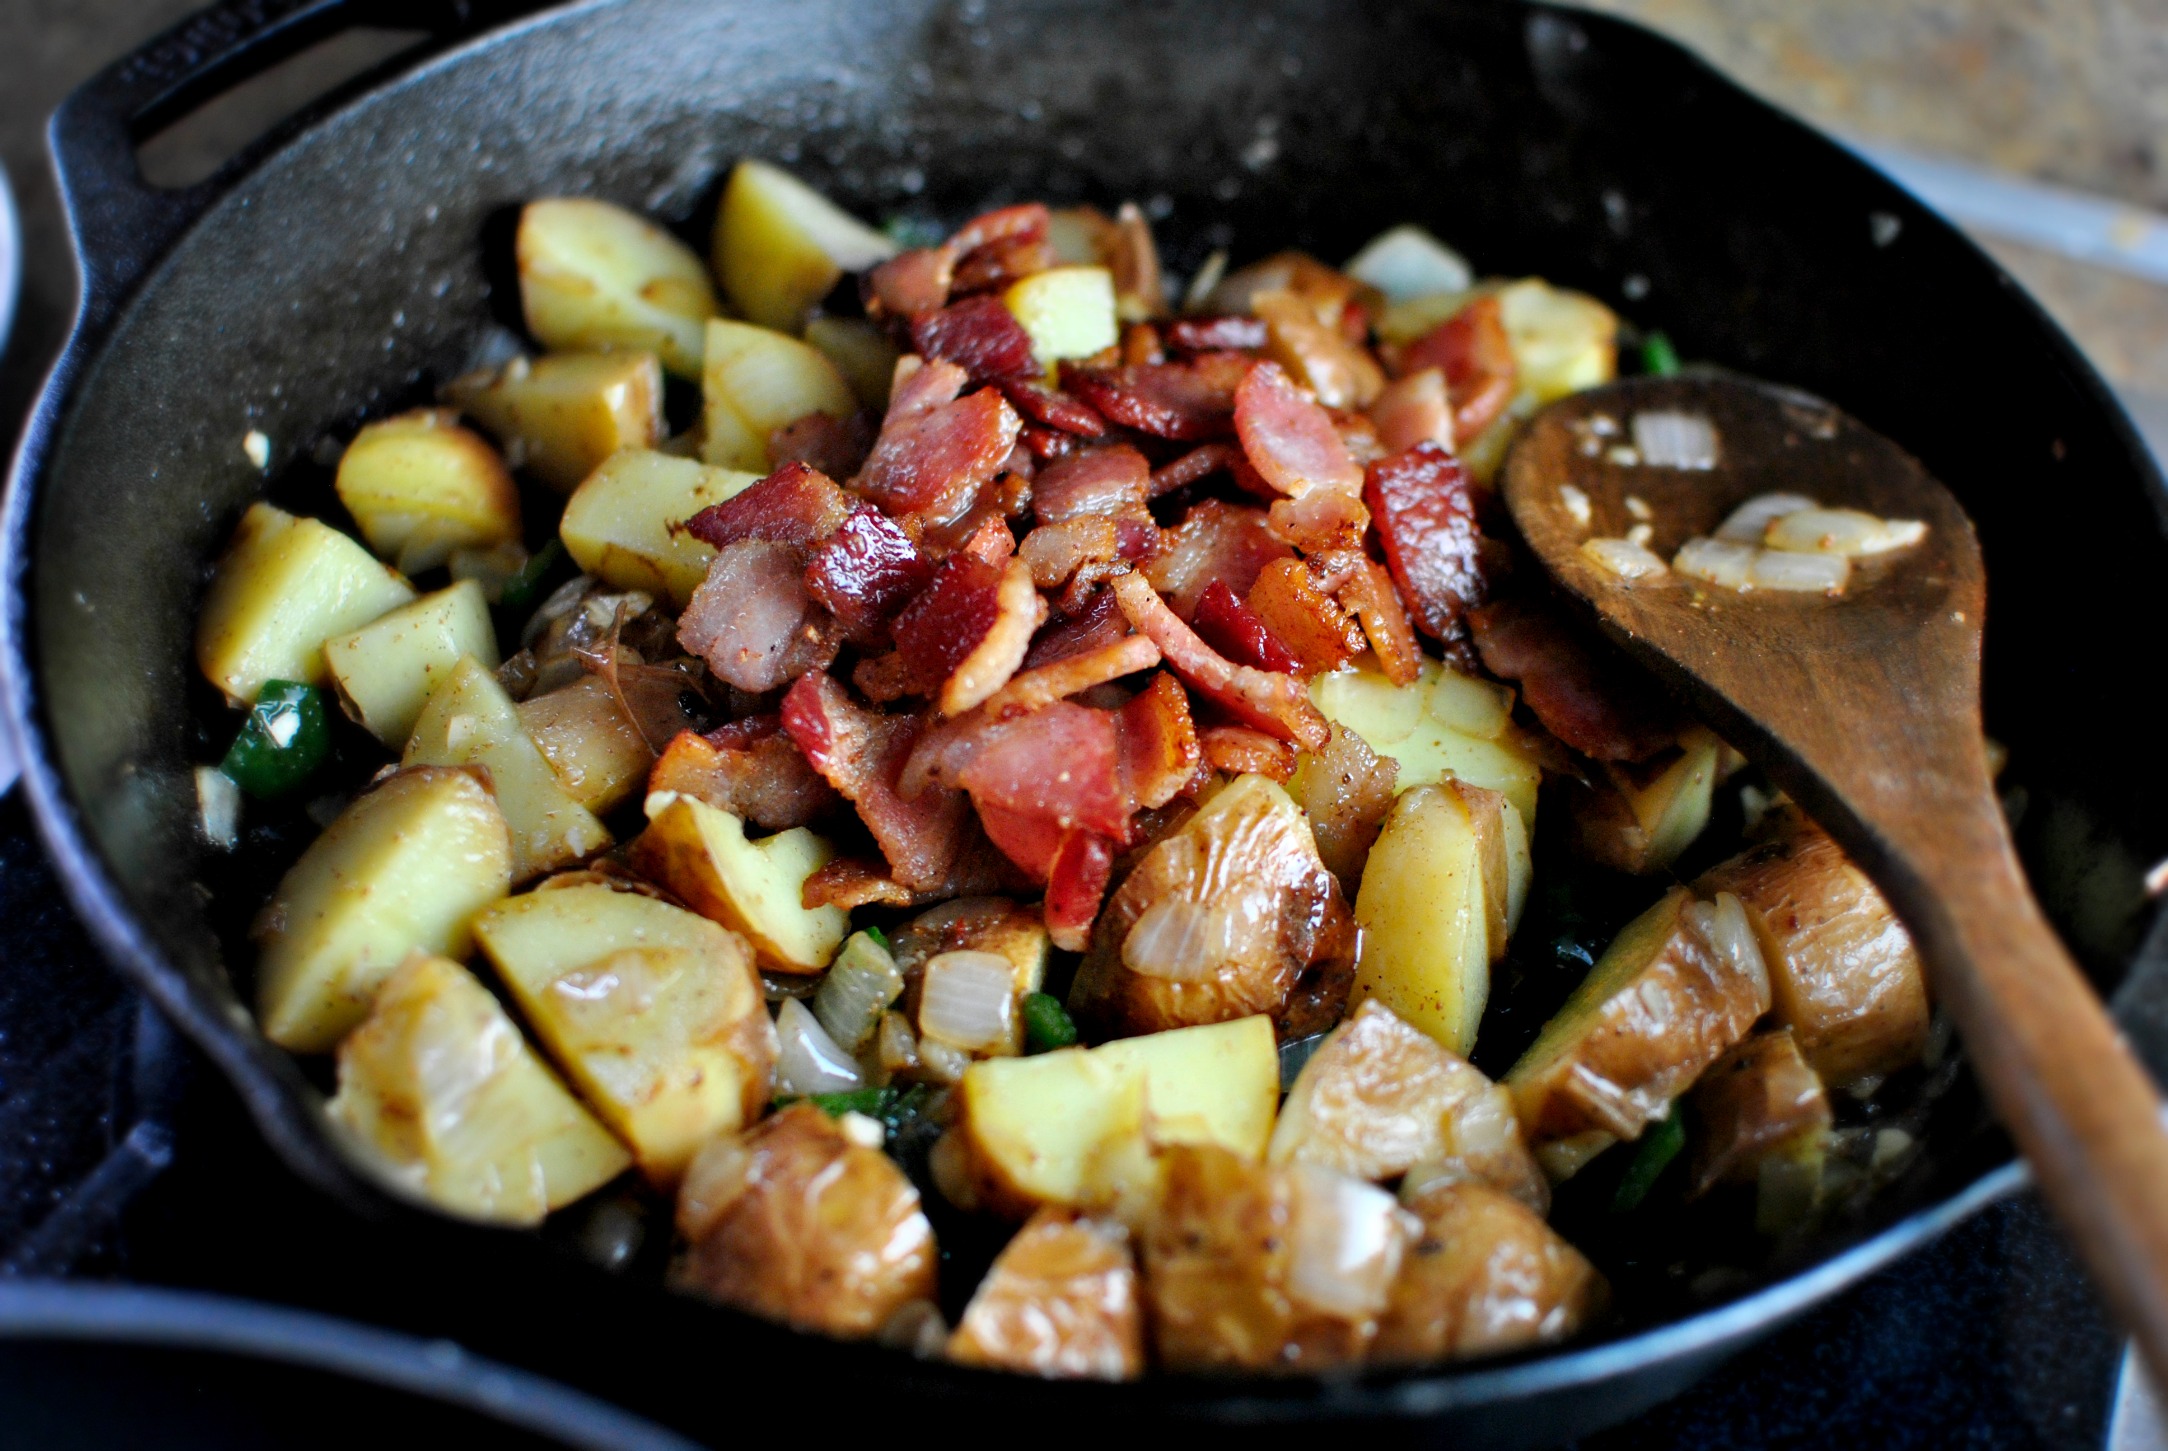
[712,159,898,334]
[517,676,654,813]
[1687,1028,1832,1196]
[255,767,512,1052]
[335,410,522,574]
[473,884,776,1185]
[329,952,629,1224]
[196,502,415,706]
[403,656,613,883]
[443,351,662,493]
[1571,726,1722,876]
[517,198,719,377]
[1695,811,1928,1088]
[1310,659,1543,829]
[1351,784,1492,1056]
[1288,722,1399,888]
[1269,1001,1547,1213]
[699,318,859,473]
[1373,1181,1606,1364]
[628,794,846,974]
[325,580,498,748]
[1505,887,1771,1148]
[673,1103,936,1338]
[1068,774,1356,1044]
[948,1208,1145,1380]
[558,449,760,608]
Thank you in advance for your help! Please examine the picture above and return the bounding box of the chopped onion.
[775,998,864,1095]
[1121,898,1235,981]
[1630,410,1719,470]
[1581,537,1669,581]
[195,766,241,850]
[877,1009,923,1077]
[1764,506,1927,557]
[1284,1163,1411,1321]
[1747,548,1849,594]
[813,930,904,1054]
[1626,522,1654,548]
[1714,492,1818,543]
[1624,493,1653,521]
[1558,483,1593,529]
[917,950,1016,1053]
[1672,536,1757,589]
[1686,891,1769,999]
[917,1036,972,1085]
[838,1111,886,1149]
[1343,224,1473,301]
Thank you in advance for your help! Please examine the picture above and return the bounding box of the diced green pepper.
[1022,992,1079,1053]
[220,680,330,798]
[1611,1105,1686,1213]
[863,923,891,953]
[498,538,570,617]
[1641,330,1681,377]
[779,1087,898,1121]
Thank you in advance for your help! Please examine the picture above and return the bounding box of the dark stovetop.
[0,787,2130,1448]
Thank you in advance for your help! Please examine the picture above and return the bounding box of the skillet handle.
[48,0,536,330]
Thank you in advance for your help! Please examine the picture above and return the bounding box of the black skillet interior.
[7,0,2168,1441]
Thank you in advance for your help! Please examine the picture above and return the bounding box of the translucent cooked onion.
[775,998,865,1095]
[1121,898,1236,981]
[917,950,1016,1053]
[1763,506,1927,557]
[1672,536,1757,589]
[1558,483,1593,529]
[1747,548,1849,594]
[813,930,904,1054]
[1581,536,1668,582]
[1284,1163,1411,1321]
[195,766,241,851]
[1686,891,1769,996]
[1629,410,1719,470]
[1714,492,1818,543]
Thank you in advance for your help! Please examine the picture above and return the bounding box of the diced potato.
[1505,887,1772,1150]
[947,1208,1145,1380]
[402,656,612,883]
[472,883,776,1184]
[255,767,512,1052]
[1004,266,1118,370]
[196,502,415,706]
[1310,659,1542,829]
[328,952,630,1223]
[711,159,897,334]
[558,448,760,608]
[699,318,859,472]
[1352,785,1492,1056]
[1142,1145,1410,1372]
[442,351,662,493]
[1571,726,1722,875]
[1695,812,1929,1088]
[516,676,654,812]
[806,316,900,410]
[1687,1028,1832,1196]
[516,197,719,377]
[1373,1180,1606,1364]
[334,410,522,574]
[324,580,498,748]
[673,1102,936,1337]
[1269,1001,1547,1213]
[627,794,846,974]
[1494,277,1619,403]
[955,1016,1280,1218]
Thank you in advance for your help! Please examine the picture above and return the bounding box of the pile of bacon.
[663,200,1655,951]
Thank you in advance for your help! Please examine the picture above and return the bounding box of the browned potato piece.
[442,351,663,493]
[516,676,655,813]
[673,1103,936,1337]
[947,1208,1145,1380]
[1287,722,1399,888]
[1505,888,1771,1148]
[1696,812,1929,1088]
[1569,727,1722,876]
[1373,1181,1606,1364]
[1687,1028,1833,1196]
[1070,775,1356,1043]
[1269,1001,1547,1214]
[1142,1144,1412,1373]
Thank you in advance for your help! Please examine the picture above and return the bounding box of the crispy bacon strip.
[1044,831,1118,952]
[937,557,1045,716]
[1000,378,1108,437]
[802,504,933,640]
[1111,572,1328,750]
[802,856,920,910]
[950,234,1051,295]
[1335,556,1423,686]
[649,725,839,830]
[768,411,875,482]
[1364,441,1487,641]
[1116,671,1201,811]
[1400,294,1517,441]
[682,461,851,551]
[1143,499,1292,619]
[910,295,1039,383]
[1266,485,1370,555]
[1244,558,1365,675]
[1369,367,1455,455]
[855,361,1022,525]
[980,633,1160,720]
[1018,517,1120,590]
[1468,596,1678,762]
[1059,352,1250,441]
[1252,288,1385,410]
[1233,359,1364,497]
[1164,315,1269,352]
[1199,724,1297,783]
[1192,581,1300,674]
[959,701,1130,843]
[1148,441,1240,498]
[865,246,955,319]
[678,539,840,693]
[1031,445,1150,524]
[1022,588,1129,669]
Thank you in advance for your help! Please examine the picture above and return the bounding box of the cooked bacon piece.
[911,295,1040,383]
[679,539,841,693]
[982,634,1160,721]
[1266,486,1370,555]
[1370,367,1455,456]
[865,246,956,319]
[1200,725,1296,783]
[961,701,1131,848]
[804,842,1026,909]
[1020,518,1120,590]
[954,514,1019,566]
[1468,597,1678,762]
[1144,499,1293,619]
[1332,408,1390,467]
[1023,588,1129,669]
[892,555,1004,685]
[1364,442,1487,642]
[1290,723,1400,887]
[1234,361,1364,497]
[1204,250,1368,323]
[1148,441,1239,498]
[803,504,933,640]
[940,558,1046,716]
[1117,671,1202,811]
[1001,378,1108,437]
[649,724,839,830]
[1022,426,1081,462]
[1045,832,1119,952]
[1192,581,1300,674]
[1109,202,1165,323]
[1111,572,1328,750]
[856,362,1022,526]
[768,411,876,482]
[1251,289,1385,410]
[951,234,1052,295]
[1244,559,1365,675]
[1164,315,1268,353]
[886,353,967,420]
[683,461,852,551]
[1060,353,1251,441]
[974,801,1067,882]
[1032,445,1151,524]
[1335,557,1424,685]
[954,202,1051,254]
[851,650,922,704]
[1120,322,1164,366]
[1400,295,1517,441]
[803,856,920,910]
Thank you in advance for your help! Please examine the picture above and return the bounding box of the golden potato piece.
[673,1103,936,1338]
[1373,1181,1606,1364]
[628,794,846,974]
[1570,726,1722,876]
[948,1208,1145,1380]
[1309,659,1542,829]
[1695,812,1928,1089]
[324,580,499,748]
[328,952,630,1225]
[443,351,663,493]
[1351,783,1492,1055]
[1687,1028,1833,1196]
[1004,266,1118,369]
[699,318,859,473]
[333,410,522,576]
[1269,1001,1546,1213]
[516,676,655,813]
[712,159,896,334]
[806,316,900,411]
[517,198,718,377]
[558,448,760,608]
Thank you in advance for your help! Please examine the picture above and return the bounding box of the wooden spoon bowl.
[1504,373,2168,1380]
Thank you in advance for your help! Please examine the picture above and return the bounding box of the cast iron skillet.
[7,0,2168,1442]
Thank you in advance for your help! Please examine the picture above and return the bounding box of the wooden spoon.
[1502,372,2168,1379]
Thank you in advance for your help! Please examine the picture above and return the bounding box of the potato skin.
[673,1104,936,1337]
[948,1208,1145,1379]
[1687,1028,1832,1196]
[1374,1181,1606,1364]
